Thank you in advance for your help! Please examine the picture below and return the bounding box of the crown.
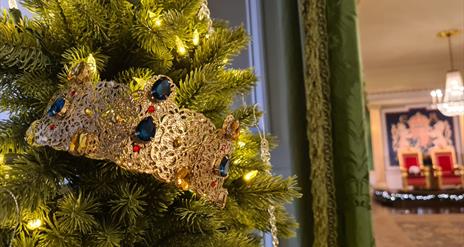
[26,62,240,207]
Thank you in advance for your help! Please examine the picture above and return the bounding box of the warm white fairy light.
[8,0,18,9]
[176,36,187,55]
[148,11,162,27]
[27,219,42,230]
[87,54,97,73]
[374,190,464,202]
[192,29,200,46]
[243,170,258,182]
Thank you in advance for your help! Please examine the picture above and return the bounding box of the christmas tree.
[0,0,300,246]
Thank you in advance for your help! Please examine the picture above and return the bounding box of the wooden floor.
[373,202,464,247]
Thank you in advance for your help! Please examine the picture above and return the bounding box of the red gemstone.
[133,145,141,152]
[49,124,56,130]
[70,90,76,96]
[210,180,218,188]
[147,105,155,113]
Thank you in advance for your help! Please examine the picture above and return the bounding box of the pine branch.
[175,65,216,108]
[40,215,80,247]
[115,67,155,88]
[89,221,123,247]
[193,26,249,69]
[214,69,257,95]
[228,174,301,209]
[55,191,100,234]
[160,231,261,247]
[0,116,30,150]
[0,149,72,211]
[173,198,221,234]
[12,231,41,247]
[161,0,203,18]
[0,13,50,72]
[0,0,301,244]
[109,183,147,225]
[232,105,262,128]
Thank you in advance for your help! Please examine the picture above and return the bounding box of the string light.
[243,170,258,182]
[374,190,464,202]
[237,141,246,148]
[148,11,162,27]
[192,29,200,46]
[27,219,42,230]
[87,54,97,73]
[176,36,187,55]
[8,0,18,9]
[176,177,189,190]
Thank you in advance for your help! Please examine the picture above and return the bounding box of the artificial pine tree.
[0,1,300,246]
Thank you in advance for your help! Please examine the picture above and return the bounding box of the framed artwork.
[382,106,461,167]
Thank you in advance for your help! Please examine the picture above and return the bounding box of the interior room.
[360,0,464,246]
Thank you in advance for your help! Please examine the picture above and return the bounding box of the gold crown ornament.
[26,61,240,207]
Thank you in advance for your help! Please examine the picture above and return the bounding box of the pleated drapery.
[299,0,375,246]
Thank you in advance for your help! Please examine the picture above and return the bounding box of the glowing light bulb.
[87,54,97,72]
[177,178,189,190]
[8,0,18,9]
[148,11,162,27]
[243,170,258,182]
[148,11,156,18]
[27,219,42,230]
[237,141,245,148]
[176,36,187,55]
[192,29,200,46]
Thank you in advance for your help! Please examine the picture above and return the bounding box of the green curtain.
[300,0,375,246]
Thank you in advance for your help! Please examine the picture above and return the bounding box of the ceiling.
[359,0,464,94]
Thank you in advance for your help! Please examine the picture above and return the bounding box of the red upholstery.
[432,150,463,187]
[407,177,427,186]
[441,175,462,185]
[398,149,429,189]
[436,152,453,172]
[403,155,419,170]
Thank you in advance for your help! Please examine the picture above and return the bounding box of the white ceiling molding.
[359,0,464,94]
[367,89,433,107]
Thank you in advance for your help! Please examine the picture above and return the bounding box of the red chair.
[398,148,430,190]
[430,146,464,188]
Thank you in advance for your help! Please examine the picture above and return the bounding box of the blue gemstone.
[219,156,230,177]
[48,97,66,117]
[151,78,171,100]
[135,117,156,141]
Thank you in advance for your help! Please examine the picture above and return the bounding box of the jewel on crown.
[26,60,240,207]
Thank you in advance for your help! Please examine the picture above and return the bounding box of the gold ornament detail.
[26,63,237,207]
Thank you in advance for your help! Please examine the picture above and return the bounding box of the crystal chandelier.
[430,29,464,116]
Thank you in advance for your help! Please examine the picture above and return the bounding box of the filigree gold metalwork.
[26,65,236,207]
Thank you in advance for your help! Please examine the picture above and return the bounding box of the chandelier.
[430,29,464,116]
